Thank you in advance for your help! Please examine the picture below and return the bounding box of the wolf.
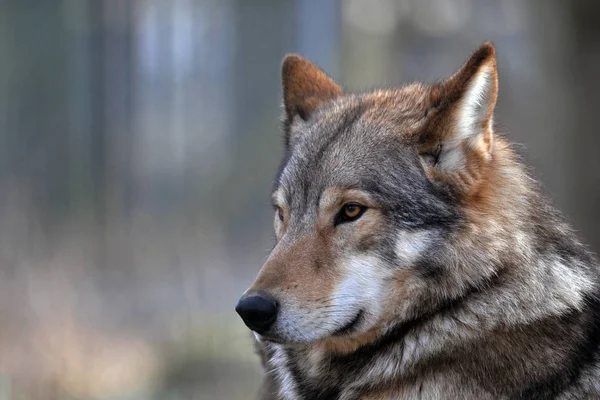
[235,43,600,399]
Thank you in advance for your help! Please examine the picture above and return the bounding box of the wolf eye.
[335,203,366,225]
[277,207,284,222]
[344,204,361,218]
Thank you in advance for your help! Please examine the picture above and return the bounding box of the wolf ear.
[281,55,342,123]
[420,43,498,188]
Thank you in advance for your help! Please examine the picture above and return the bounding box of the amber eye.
[335,203,366,225]
[344,204,361,218]
[277,207,284,222]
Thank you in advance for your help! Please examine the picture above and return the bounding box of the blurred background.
[1,0,599,399]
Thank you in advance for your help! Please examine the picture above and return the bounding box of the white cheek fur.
[395,229,434,266]
[331,230,433,324]
[333,255,391,323]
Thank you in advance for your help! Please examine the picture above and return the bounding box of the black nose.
[235,293,278,333]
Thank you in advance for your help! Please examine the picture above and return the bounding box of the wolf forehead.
[274,88,457,227]
[286,84,433,149]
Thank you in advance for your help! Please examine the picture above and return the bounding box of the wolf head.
[237,43,502,347]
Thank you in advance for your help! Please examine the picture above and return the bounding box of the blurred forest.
[0,0,599,399]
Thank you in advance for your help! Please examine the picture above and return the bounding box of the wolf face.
[237,44,499,346]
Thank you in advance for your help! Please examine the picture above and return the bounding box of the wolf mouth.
[333,310,364,336]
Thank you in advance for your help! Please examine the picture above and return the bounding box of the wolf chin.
[235,43,600,399]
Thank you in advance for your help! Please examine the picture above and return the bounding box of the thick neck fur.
[261,137,600,400]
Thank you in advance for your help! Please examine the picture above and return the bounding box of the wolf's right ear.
[281,55,342,129]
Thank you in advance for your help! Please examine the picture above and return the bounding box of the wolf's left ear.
[420,43,498,188]
[281,55,342,125]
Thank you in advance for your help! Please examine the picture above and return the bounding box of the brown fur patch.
[460,138,525,225]
[315,324,384,354]
[379,269,424,321]
[248,234,340,303]
[281,55,343,121]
